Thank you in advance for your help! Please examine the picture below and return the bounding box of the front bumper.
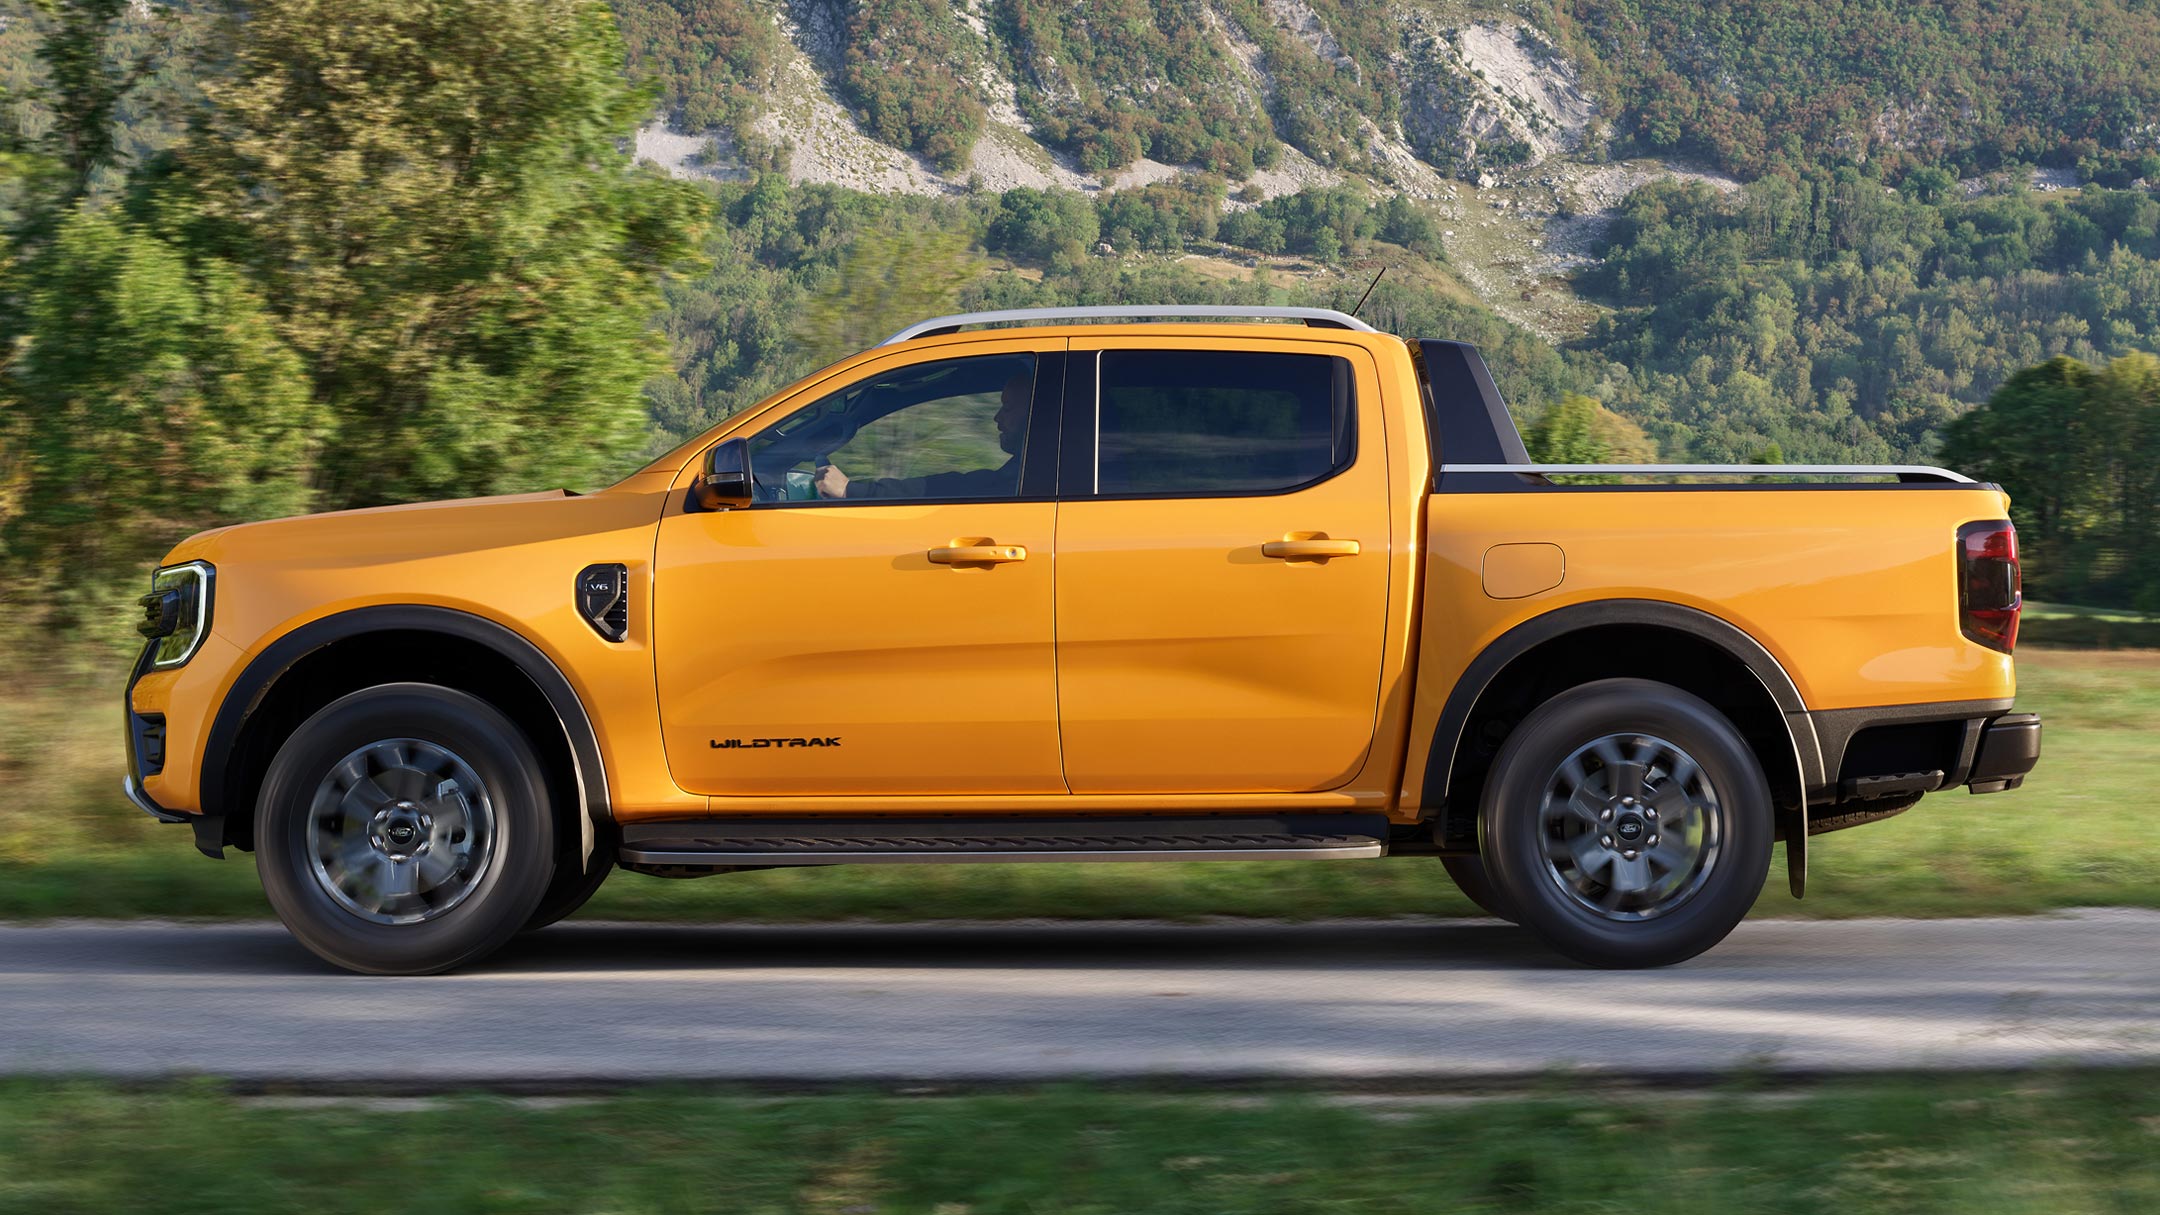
[123,642,225,858]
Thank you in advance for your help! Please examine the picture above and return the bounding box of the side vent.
[576,564,629,642]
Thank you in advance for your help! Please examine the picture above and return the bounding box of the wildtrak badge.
[710,736,842,749]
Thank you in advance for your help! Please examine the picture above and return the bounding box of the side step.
[618,814,1390,869]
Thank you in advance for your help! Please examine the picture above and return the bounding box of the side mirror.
[695,438,754,511]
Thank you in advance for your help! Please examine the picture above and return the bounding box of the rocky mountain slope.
[624,0,1712,340]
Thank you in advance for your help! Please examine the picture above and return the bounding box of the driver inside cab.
[813,372,1031,500]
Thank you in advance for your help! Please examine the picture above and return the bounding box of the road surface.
[3,911,2155,1087]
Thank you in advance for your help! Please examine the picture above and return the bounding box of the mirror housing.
[695,438,754,511]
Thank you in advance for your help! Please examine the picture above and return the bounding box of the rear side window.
[1095,350,1354,496]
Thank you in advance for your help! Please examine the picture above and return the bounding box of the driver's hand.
[814,463,850,499]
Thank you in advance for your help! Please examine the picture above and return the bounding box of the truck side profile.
[124,306,2041,974]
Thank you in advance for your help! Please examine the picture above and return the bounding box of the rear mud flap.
[1782,802,1807,897]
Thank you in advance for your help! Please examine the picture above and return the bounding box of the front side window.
[1095,350,1353,496]
[748,353,1037,503]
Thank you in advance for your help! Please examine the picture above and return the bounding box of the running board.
[618,814,1391,869]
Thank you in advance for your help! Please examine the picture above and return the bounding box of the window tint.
[748,353,1036,503]
[1095,350,1352,495]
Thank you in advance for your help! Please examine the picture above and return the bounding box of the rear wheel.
[255,683,556,975]
[1478,678,1772,968]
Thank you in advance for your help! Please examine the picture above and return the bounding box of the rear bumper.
[1800,699,2039,803]
[1966,712,2041,794]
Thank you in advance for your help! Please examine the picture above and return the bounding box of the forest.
[1556,0,2160,182]
[7,0,2160,628]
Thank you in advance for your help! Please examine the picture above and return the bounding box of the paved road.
[3,911,2156,1087]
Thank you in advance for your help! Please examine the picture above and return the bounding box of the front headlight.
[138,561,214,669]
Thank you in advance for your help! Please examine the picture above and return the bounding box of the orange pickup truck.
[124,306,2040,974]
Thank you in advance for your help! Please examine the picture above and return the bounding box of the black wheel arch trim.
[198,605,610,863]
[1420,599,1819,818]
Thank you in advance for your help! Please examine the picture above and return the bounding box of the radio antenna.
[1351,264,1387,319]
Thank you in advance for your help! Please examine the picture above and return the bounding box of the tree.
[164,0,708,507]
[987,187,1100,267]
[792,226,982,367]
[1939,357,2094,576]
[1524,393,1610,464]
[9,208,319,589]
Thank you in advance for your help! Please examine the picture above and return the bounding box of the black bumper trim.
[1967,713,2041,794]
[1802,698,2015,798]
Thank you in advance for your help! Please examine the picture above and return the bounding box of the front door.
[1054,337,1392,794]
[654,340,1067,797]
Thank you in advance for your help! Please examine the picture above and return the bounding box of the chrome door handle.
[1261,538,1361,560]
[929,544,1027,565]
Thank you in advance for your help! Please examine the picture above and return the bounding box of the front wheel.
[1478,678,1772,968]
[255,683,557,975]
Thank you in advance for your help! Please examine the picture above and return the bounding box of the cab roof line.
[877,306,1380,346]
[1440,463,1976,484]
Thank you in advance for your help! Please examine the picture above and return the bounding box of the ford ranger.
[122,305,2042,974]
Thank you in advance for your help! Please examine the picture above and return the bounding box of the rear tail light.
[1957,520,2020,653]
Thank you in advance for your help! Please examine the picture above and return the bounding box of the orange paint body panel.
[1396,486,2019,815]
[137,478,702,819]
[126,321,2022,839]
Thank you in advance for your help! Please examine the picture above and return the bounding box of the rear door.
[1054,337,1393,794]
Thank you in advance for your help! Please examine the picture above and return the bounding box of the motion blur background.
[2,2,2158,1210]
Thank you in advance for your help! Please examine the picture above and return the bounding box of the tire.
[522,825,615,932]
[255,683,557,975]
[1440,855,1518,923]
[1478,677,1772,968]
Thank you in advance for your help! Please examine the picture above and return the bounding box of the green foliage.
[791,222,983,368]
[1942,353,2160,609]
[1524,392,1609,463]
[1576,173,2160,464]
[984,185,1098,267]
[611,0,779,137]
[994,0,1274,176]
[7,208,318,591]
[841,0,985,172]
[1218,0,1400,171]
[1212,188,1444,263]
[645,174,989,441]
[1097,174,1224,252]
[0,0,197,211]
[166,0,708,507]
[1560,0,2160,181]
[0,0,707,619]
[8,1074,2160,1213]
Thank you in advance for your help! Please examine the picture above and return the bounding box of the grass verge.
[4,1072,2157,1213]
[1,647,2149,921]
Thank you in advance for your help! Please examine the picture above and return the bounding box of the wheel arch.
[1422,600,1816,848]
[201,606,609,865]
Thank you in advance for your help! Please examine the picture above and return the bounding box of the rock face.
[1400,21,1598,178]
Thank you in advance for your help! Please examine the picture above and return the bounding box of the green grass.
[3,1073,2158,1213]
[2022,601,2160,622]
[1,647,2149,921]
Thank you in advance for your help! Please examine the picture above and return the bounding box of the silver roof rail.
[877,305,1379,346]
[1441,463,1975,484]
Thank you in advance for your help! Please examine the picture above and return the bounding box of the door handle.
[929,544,1027,565]
[1261,538,1361,560]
